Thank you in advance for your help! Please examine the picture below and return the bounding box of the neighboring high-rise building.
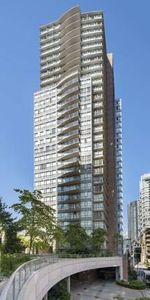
[115,99,123,234]
[34,6,123,251]
[138,174,150,263]
[128,200,138,243]
[139,174,150,233]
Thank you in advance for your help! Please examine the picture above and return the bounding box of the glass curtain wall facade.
[128,200,138,242]
[34,6,122,251]
[115,99,123,234]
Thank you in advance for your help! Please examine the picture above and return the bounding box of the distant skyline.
[0,0,150,231]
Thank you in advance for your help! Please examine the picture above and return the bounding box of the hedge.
[1,254,30,276]
[116,279,146,290]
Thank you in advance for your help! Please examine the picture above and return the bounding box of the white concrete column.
[43,292,48,300]
[115,267,120,280]
[67,276,71,293]
[120,261,124,280]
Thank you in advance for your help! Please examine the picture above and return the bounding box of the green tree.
[65,223,89,254]
[0,198,22,253]
[0,198,13,231]
[4,222,23,253]
[11,189,56,254]
[54,225,66,252]
[91,228,106,254]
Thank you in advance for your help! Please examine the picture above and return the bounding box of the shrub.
[134,298,150,300]
[1,254,30,276]
[116,279,146,290]
[128,270,137,281]
[48,281,70,300]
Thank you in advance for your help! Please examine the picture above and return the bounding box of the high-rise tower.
[138,174,150,263]
[115,99,123,234]
[34,6,123,251]
[139,174,150,233]
[128,200,138,243]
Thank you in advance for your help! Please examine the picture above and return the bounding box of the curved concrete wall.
[18,257,123,300]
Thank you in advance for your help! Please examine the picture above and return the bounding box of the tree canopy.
[91,228,106,253]
[11,189,56,253]
[0,198,22,253]
[65,223,90,254]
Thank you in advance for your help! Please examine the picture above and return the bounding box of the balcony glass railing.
[57,167,79,177]
[58,213,80,220]
[57,86,79,103]
[41,38,61,50]
[81,15,102,22]
[40,32,60,43]
[58,185,80,193]
[58,130,79,143]
[82,22,102,29]
[58,78,78,94]
[41,74,61,84]
[58,138,79,150]
[82,29,102,36]
[57,95,78,110]
[82,50,101,57]
[58,176,80,185]
[41,60,61,70]
[58,103,79,118]
[41,67,61,78]
[41,46,60,57]
[58,194,80,201]
[82,36,102,43]
[58,157,79,168]
[58,147,79,157]
[40,24,60,35]
[82,43,101,50]
[58,203,80,210]
[58,111,79,126]
[58,120,79,134]
[40,53,61,64]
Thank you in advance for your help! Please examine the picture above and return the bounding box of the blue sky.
[0,0,150,231]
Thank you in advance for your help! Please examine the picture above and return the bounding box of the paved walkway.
[0,278,8,296]
[71,280,147,300]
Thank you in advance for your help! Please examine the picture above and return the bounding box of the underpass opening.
[71,267,117,291]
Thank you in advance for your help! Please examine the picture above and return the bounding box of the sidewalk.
[0,276,8,296]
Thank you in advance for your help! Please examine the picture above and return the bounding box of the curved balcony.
[57,111,79,127]
[57,86,79,104]
[57,138,79,153]
[57,77,79,95]
[58,120,79,136]
[60,6,80,26]
[58,157,79,170]
[57,95,79,112]
[58,146,79,160]
[57,103,79,120]
[58,129,79,145]
[58,167,79,178]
